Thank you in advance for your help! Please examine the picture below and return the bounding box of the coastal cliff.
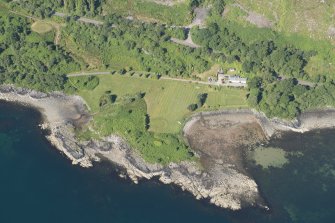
[1,85,334,211]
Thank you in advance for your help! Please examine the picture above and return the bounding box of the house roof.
[228,76,247,82]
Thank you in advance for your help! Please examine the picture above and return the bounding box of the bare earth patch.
[246,11,273,28]
[187,7,209,28]
[149,0,186,6]
[231,3,273,28]
[328,26,335,38]
[171,6,209,48]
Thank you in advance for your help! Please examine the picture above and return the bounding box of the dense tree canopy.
[0,14,80,91]
[3,1,335,119]
[192,22,335,119]
[192,23,309,80]
[62,14,213,76]
[8,0,103,17]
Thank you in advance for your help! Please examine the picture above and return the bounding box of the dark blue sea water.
[0,101,334,223]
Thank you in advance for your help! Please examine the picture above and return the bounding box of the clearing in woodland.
[73,74,248,133]
[104,0,192,25]
[31,21,53,34]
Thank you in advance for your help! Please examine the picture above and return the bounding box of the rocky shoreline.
[188,108,335,139]
[1,85,335,211]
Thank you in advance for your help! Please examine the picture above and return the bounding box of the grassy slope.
[215,1,335,79]
[87,95,193,164]
[234,0,335,40]
[75,75,247,133]
[2,1,246,164]
[103,0,192,25]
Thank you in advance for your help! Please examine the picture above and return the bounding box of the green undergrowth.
[67,76,100,91]
[104,0,192,25]
[230,0,334,40]
[73,75,247,134]
[0,13,80,91]
[78,92,194,165]
[73,73,247,164]
[209,15,335,79]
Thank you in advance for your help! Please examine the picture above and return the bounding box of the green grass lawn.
[84,95,193,164]
[74,74,248,134]
[31,21,53,34]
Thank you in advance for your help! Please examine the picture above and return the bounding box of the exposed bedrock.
[2,85,335,210]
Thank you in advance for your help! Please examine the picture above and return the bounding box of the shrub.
[99,93,117,107]
[197,93,208,107]
[71,76,99,90]
[187,104,198,111]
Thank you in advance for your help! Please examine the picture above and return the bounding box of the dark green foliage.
[145,114,150,130]
[93,94,193,164]
[247,76,335,119]
[192,21,335,119]
[8,0,60,18]
[62,15,213,77]
[189,0,204,8]
[187,103,198,111]
[135,92,145,99]
[9,0,103,17]
[211,0,225,16]
[118,68,126,75]
[167,27,187,40]
[248,76,263,89]
[192,23,309,80]
[5,1,335,120]
[247,88,261,107]
[256,79,301,119]
[69,0,103,16]
[154,73,161,79]
[297,83,335,110]
[0,14,80,91]
[187,93,208,112]
[197,93,208,107]
[99,92,116,107]
[71,76,99,90]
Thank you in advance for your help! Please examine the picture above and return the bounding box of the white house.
[227,75,247,84]
[216,70,247,86]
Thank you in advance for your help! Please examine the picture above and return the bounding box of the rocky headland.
[1,85,335,211]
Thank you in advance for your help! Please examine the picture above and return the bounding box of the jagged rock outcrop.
[3,85,335,211]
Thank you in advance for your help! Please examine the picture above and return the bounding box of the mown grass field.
[74,74,248,134]
[31,21,53,34]
[103,0,192,25]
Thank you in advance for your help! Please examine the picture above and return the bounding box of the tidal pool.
[250,146,289,169]
[0,101,334,223]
